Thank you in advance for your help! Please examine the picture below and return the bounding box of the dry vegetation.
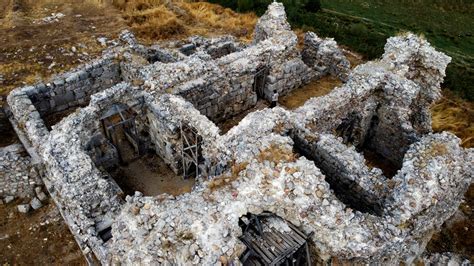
[432,91,474,148]
[110,0,257,42]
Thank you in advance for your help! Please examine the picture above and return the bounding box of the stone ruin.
[1,2,472,265]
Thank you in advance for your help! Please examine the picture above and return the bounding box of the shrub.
[305,0,321,13]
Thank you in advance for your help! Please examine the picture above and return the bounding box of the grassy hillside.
[316,0,474,101]
[210,0,474,100]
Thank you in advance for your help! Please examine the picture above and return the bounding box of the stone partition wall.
[7,86,50,162]
[302,32,351,82]
[294,58,447,166]
[292,132,388,215]
[39,83,149,262]
[147,93,226,175]
[179,35,246,59]
[26,53,122,116]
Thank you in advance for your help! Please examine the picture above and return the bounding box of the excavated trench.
[291,134,384,216]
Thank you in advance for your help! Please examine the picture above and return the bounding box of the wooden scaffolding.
[100,103,140,163]
[180,122,202,179]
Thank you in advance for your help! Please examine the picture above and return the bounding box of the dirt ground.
[0,0,126,98]
[111,152,196,197]
[0,199,85,265]
[279,75,343,110]
[108,129,195,197]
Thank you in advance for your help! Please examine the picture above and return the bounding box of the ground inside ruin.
[109,152,195,197]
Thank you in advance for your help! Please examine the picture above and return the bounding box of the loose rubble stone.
[30,197,43,210]
[4,195,14,204]
[17,204,30,213]
[0,144,42,200]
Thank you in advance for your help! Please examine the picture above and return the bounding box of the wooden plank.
[240,215,312,266]
[249,237,275,263]
[245,237,272,264]
[287,231,305,246]
[268,230,291,250]
[263,231,286,254]
[287,222,308,240]
[257,237,278,261]
[273,229,299,248]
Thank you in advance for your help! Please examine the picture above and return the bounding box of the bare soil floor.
[107,127,196,197]
[279,75,342,110]
[0,199,85,265]
[111,152,196,197]
[0,1,126,98]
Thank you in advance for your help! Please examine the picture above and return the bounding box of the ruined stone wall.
[147,93,223,175]
[119,29,180,64]
[85,134,120,170]
[302,32,351,82]
[109,102,472,264]
[0,144,42,199]
[132,2,331,122]
[26,54,122,116]
[292,133,388,215]
[7,87,50,161]
[183,35,245,59]
[294,59,434,165]
[147,103,182,174]
[38,82,148,262]
[3,2,470,265]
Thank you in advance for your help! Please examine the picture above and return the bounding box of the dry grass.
[432,91,474,148]
[111,0,257,42]
[257,144,298,164]
[279,75,342,110]
[207,162,248,191]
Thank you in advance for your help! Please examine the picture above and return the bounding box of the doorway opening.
[253,66,269,100]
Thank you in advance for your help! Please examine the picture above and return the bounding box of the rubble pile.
[1,2,472,265]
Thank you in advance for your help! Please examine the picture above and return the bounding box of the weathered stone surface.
[302,32,351,81]
[30,197,43,210]
[17,204,30,213]
[2,2,471,265]
[0,144,42,199]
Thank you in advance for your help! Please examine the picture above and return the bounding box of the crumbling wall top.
[253,2,294,44]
